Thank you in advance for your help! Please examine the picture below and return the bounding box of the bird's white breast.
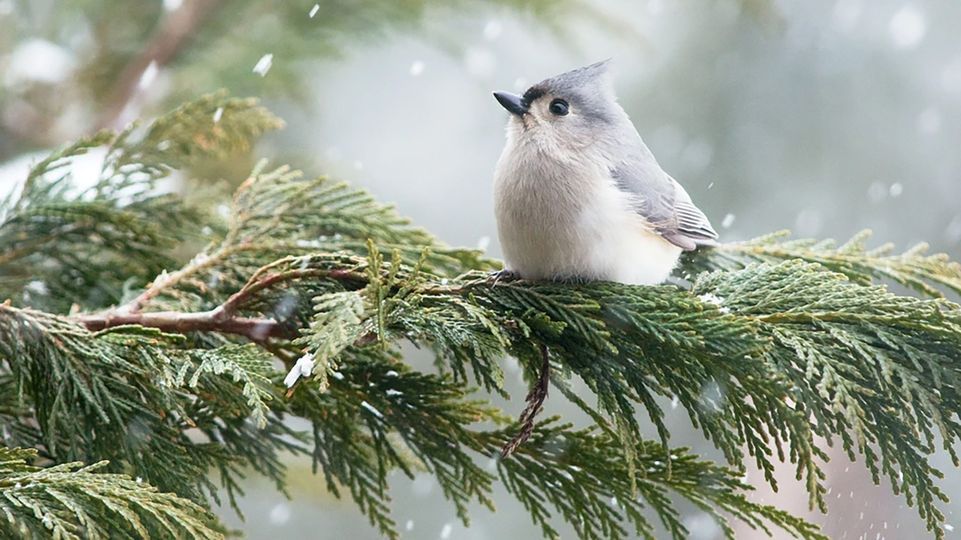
[494,143,681,285]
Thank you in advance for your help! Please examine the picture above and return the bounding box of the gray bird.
[492,60,718,285]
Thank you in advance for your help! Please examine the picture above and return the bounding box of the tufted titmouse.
[492,60,718,285]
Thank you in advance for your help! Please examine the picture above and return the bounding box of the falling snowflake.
[283,353,315,388]
[253,54,273,77]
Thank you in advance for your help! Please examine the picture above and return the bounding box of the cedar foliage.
[1,94,960,539]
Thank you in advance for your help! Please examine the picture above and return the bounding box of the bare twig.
[501,343,551,458]
[74,309,289,342]
[214,266,365,321]
[117,244,251,315]
[80,259,366,341]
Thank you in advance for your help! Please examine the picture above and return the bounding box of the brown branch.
[96,0,223,130]
[74,309,290,342]
[501,343,551,458]
[214,267,366,320]
[117,244,247,315]
[84,260,367,341]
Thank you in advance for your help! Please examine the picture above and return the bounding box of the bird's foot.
[487,269,520,287]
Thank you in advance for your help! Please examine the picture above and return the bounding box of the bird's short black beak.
[493,91,528,116]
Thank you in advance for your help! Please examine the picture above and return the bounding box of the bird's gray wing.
[610,159,718,251]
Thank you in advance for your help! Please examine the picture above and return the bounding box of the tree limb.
[96,0,223,130]
[74,309,289,342]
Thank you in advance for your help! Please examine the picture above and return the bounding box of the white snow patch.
[698,293,725,306]
[440,523,453,539]
[464,47,496,79]
[720,213,735,229]
[283,353,315,388]
[917,108,941,134]
[360,401,383,419]
[683,512,721,540]
[832,0,862,32]
[889,5,926,49]
[138,61,159,90]
[25,281,48,295]
[483,20,503,41]
[4,39,76,86]
[945,215,961,243]
[253,54,274,77]
[269,503,291,525]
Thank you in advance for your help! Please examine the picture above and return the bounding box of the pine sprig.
[0,303,304,509]
[289,351,817,540]
[479,419,826,540]
[0,92,284,314]
[235,253,961,538]
[177,344,277,428]
[127,161,493,315]
[695,260,961,534]
[683,230,961,298]
[0,447,224,539]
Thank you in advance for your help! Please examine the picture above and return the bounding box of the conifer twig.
[73,309,288,342]
[78,260,367,340]
[501,343,551,458]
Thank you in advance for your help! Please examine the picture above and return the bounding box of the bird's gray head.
[493,60,627,153]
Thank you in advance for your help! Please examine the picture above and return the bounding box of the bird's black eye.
[549,98,569,116]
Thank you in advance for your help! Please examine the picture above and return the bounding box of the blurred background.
[2,0,960,538]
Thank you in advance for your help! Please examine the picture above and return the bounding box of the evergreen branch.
[0,447,224,539]
[74,309,289,342]
[683,230,961,298]
[177,344,276,428]
[66,233,961,539]
[123,161,493,314]
[479,419,826,540]
[694,260,961,535]
[261,256,960,538]
[0,303,303,516]
[291,352,820,540]
[0,93,282,314]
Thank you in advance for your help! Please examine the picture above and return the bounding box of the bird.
[491,60,718,286]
